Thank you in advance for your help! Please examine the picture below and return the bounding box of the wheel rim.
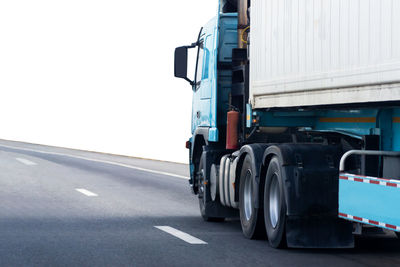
[199,168,205,197]
[243,170,253,221]
[269,173,280,229]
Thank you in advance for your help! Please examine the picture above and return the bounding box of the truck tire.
[198,153,224,222]
[239,155,266,239]
[396,232,400,239]
[263,156,286,248]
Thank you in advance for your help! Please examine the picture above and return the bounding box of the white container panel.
[250,0,400,108]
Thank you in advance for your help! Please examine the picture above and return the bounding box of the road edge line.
[0,144,189,180]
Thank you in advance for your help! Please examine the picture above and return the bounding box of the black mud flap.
[286,216,354,248]
[263,144,354,248]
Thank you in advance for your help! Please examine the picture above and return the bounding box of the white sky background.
[0,0,218,163]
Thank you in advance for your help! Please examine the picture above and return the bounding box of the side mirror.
[174,46,193,85]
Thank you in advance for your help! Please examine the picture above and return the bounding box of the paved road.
[0,140,399,267]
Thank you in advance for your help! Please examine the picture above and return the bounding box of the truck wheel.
[396,232,400,239]
[263,156,286,248]
[198,154,224,222]
[239,155,266,239]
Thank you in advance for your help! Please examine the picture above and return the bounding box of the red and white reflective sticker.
[339,212,400,231]
[340,173,400,188]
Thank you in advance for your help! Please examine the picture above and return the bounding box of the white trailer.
[250,0,400,108]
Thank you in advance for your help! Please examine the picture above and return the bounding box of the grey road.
[0,139,399,267]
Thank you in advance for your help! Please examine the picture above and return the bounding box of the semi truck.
[174,0,400,248]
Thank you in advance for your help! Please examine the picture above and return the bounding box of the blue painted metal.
[392,108,400,151]
[191,13,238,143]
[377,109,393,151]
[254,108,399,147]
[339,173,400,231]
[216,14,237,132]
[255,110,316,127]
[208,127,219,142]
[217,13,238,63]
[191,18,217,135]
[315,109,379,137]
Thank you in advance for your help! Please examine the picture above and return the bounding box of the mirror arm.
[175,28,203,86]
[184,77,194,86]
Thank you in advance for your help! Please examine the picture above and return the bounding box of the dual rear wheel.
[238,155,265,239]
[263,156,286,248]
[196,151,287,247]
[239,155,286,248]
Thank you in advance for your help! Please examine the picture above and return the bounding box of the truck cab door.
[191,23,217,140]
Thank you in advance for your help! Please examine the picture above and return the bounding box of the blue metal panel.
[256,111,316,127]
[208,127,219,142]
[253,108,388,139]
[314,109,379,136]
[378,109,393,151]
[191,18,217,134]
[216,14,237,130]
[217,69,233,128]
[393,108,400,151]
[191,13,238,143]
[339,173,400,231]
[218,13,238,63]
[209,16,218,134]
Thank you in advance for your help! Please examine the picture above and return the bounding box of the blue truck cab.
[175,13,238,189]
[190,14,238,142]
[175,0,400,248]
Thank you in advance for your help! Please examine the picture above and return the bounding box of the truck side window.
[195,41,204,88]
[202,37,210,80]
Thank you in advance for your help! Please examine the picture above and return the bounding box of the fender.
[262,144,342,216]
[261,144,353,248]
[189,128,209,171]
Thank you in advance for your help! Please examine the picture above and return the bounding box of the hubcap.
[243,170,253,221]
[269,174,280,228]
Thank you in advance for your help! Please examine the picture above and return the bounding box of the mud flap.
[286,216,354,248]
[263,144,355,248]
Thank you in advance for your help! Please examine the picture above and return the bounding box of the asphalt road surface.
[0,139,399,267]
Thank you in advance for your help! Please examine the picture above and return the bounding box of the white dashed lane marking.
[15,158,37,166]
[75,188,98,197]
[155,226,207,244]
